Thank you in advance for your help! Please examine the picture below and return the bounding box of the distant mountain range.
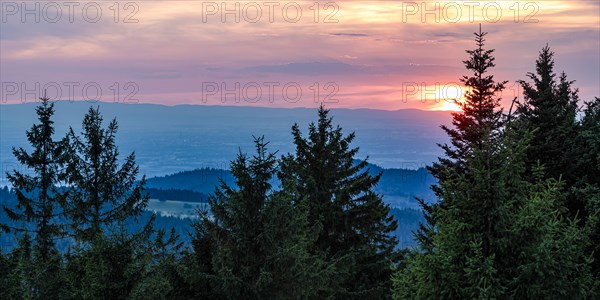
[145,163,437,209]
[0,101,452,184]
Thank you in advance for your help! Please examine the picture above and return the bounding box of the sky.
[1,0,599,111]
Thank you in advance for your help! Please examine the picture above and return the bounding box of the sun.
[426,84,467,111]
[431,99,464,111]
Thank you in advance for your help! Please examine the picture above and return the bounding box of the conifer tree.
[60,106,170,298]
[577,97,600,186]
[515,47,600,291]
[279,106,398,298]
[63,106,148,242]
[192,137,333,299]
[420,26,507,255]
[508,167,593,298]
[1,98,68,298]
[0,233,32,299]
[515,45,581,210]
[428,25,506,194]
[394,27,594,299]
[2,98,68,258]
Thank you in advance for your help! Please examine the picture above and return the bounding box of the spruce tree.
[192,136,333,299]
[394,27,594,299]
[2,97,68,258]
[61,106,165,299]
[577,97,600,186]
[1,97,68,298]
[64,229,140,299]
[428,25,506,194]
[420,26,507,257]
[515,45,580,211]
[63,106,148,241]
[515,47,600,292]
[414,25,507,269]
[279,106,398,298]
[0,233,30,299]
[508,167,593,298]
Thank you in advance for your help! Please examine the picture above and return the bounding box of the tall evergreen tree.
[577,97,600,186]
[420,25,507,256]
[191,137,333,299]
[515,45,581,210]
[515,46,600,292]
[1,98,68,298]
[60,106,167,299]
[394,27,594,299]
[0,233,35,298]
[419,25,507,264]
[2,98,68,258]
[279,106,398,298]
[63,106,148,242]
[428,25,506,193]
[508,167,593,299]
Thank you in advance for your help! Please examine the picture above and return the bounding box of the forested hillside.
[145,164,435,207]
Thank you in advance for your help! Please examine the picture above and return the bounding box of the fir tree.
[279,106,398,299]
[63,106,148,242]
[394,27,594,299]
[508,167,593,299]
[515,45,581,211]
[515,46,600,292]
[1,98,69,298]
[422,25,507,261]
[60,106,173,299]
[421,25,507,258]
[2,98,68,259]
[192,136,333,299]
[428,25,506,195]
[0,233,33,299]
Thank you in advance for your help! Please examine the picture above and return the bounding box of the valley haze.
[0,101,452,184]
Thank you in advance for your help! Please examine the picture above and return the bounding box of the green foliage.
[1,101,178,299]
[2,98,68,256]
[515,45,582,215]
[1,97,71,297]
[189,136,335,299]
[515,45,600,292]
[508,170,593,299]
[64,231,140,299]
[279,106,399,299]
[62,222,180,300]
[394,28,595,299]
[54,106,172,299]
[576,97,600,289]
[63,106,149,242]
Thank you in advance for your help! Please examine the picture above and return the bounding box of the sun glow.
[424,84,467,111]
[431,99,464,111]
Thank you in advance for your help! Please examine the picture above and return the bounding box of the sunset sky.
[1,0,598,110]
